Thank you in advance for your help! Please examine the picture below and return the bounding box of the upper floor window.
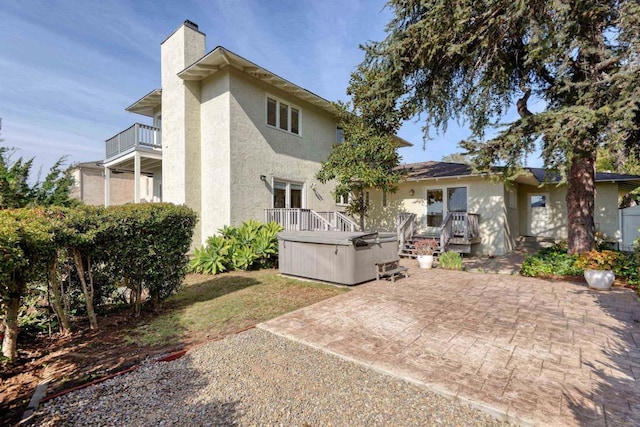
[267,96,301,135]
[336,127,345,143]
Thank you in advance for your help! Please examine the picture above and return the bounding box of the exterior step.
[399,236,441,258]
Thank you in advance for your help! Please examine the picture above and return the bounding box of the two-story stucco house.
[104,21,411,247]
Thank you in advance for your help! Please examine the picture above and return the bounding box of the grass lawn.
[1,269,349,426]
[124,269,349,347]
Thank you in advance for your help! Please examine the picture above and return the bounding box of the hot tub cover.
[277,231,396,246]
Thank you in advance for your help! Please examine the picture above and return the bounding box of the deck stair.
[397,212,481,257]
[399,235,441,258]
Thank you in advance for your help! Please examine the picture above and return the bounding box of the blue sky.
[0,0,541,176]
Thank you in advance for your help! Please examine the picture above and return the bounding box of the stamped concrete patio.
[259,265,640,426]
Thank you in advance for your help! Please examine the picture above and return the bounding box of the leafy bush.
[521,245,640,287]
[190,236,230,275]
[0,203,196,360]
[575,250,621,270]
[520,244,582,277]
[190,221,283,275]
[102,203,197,314]
[438,251,463,270]
[614,252,640,286]
[0,208,55,360]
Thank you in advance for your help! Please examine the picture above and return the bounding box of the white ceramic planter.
[417,255,434,269]
[584,269,614,290]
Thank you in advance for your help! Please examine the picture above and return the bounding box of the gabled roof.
[400,161,640,191]
[124,47,412,147]
[399,161,480,180]
[178,46,335,113]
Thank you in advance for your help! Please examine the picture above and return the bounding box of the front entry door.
[528,193,549,236]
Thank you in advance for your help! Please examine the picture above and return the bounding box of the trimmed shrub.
[0,208,56,361]
[101,203,197,314]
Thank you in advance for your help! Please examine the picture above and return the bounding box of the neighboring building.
[102,20,410,247]
[70,161,155,206]
[366,161,640,256]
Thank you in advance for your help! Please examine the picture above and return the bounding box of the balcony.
[105,123,161,162]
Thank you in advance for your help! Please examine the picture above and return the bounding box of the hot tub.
[277,231,398,285]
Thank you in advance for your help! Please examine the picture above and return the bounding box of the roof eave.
[177,47,336,114]
[126,89,162,117]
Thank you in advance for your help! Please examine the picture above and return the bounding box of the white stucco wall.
[160,24,205,207]
[594,182,621,240]
[367,176,508,255]
[199,71,232,243]
[226,68,339,227]
[517,184,567,239]
[516,181,621,241]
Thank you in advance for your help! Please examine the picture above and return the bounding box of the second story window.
[336,127,344,143]
[267,96,301,135]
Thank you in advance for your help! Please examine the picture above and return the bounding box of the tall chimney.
[160,21,205,208]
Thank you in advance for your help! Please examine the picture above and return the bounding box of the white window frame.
[506,185,517,209]
[336,192,349,206]
[272,179,306,209]
[424,185,469,224]
[335,190,370,207]
[266,94,301,136]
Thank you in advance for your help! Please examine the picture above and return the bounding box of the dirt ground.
[0,309,198,426]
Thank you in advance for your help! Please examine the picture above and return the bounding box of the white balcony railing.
[105,123,161,161]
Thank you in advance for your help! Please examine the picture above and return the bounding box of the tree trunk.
[48,260,71,334]
[133,281,142,317]
[2,294,21,361]
[566,147,596,255]
[356,189,366,231]
[72,249,98,329]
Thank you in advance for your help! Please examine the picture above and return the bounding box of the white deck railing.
[105,123,161,161]
[397,212,416,252]
[265,209,357,231]
[440,212,480,250]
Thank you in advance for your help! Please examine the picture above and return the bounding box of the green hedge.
[1,203,196,361]
[1,208,56,360]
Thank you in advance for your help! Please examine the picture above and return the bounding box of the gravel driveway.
[34,328,507,426]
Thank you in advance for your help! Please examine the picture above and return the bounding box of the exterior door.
[273,180,303,208]
[528,193,549,236]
